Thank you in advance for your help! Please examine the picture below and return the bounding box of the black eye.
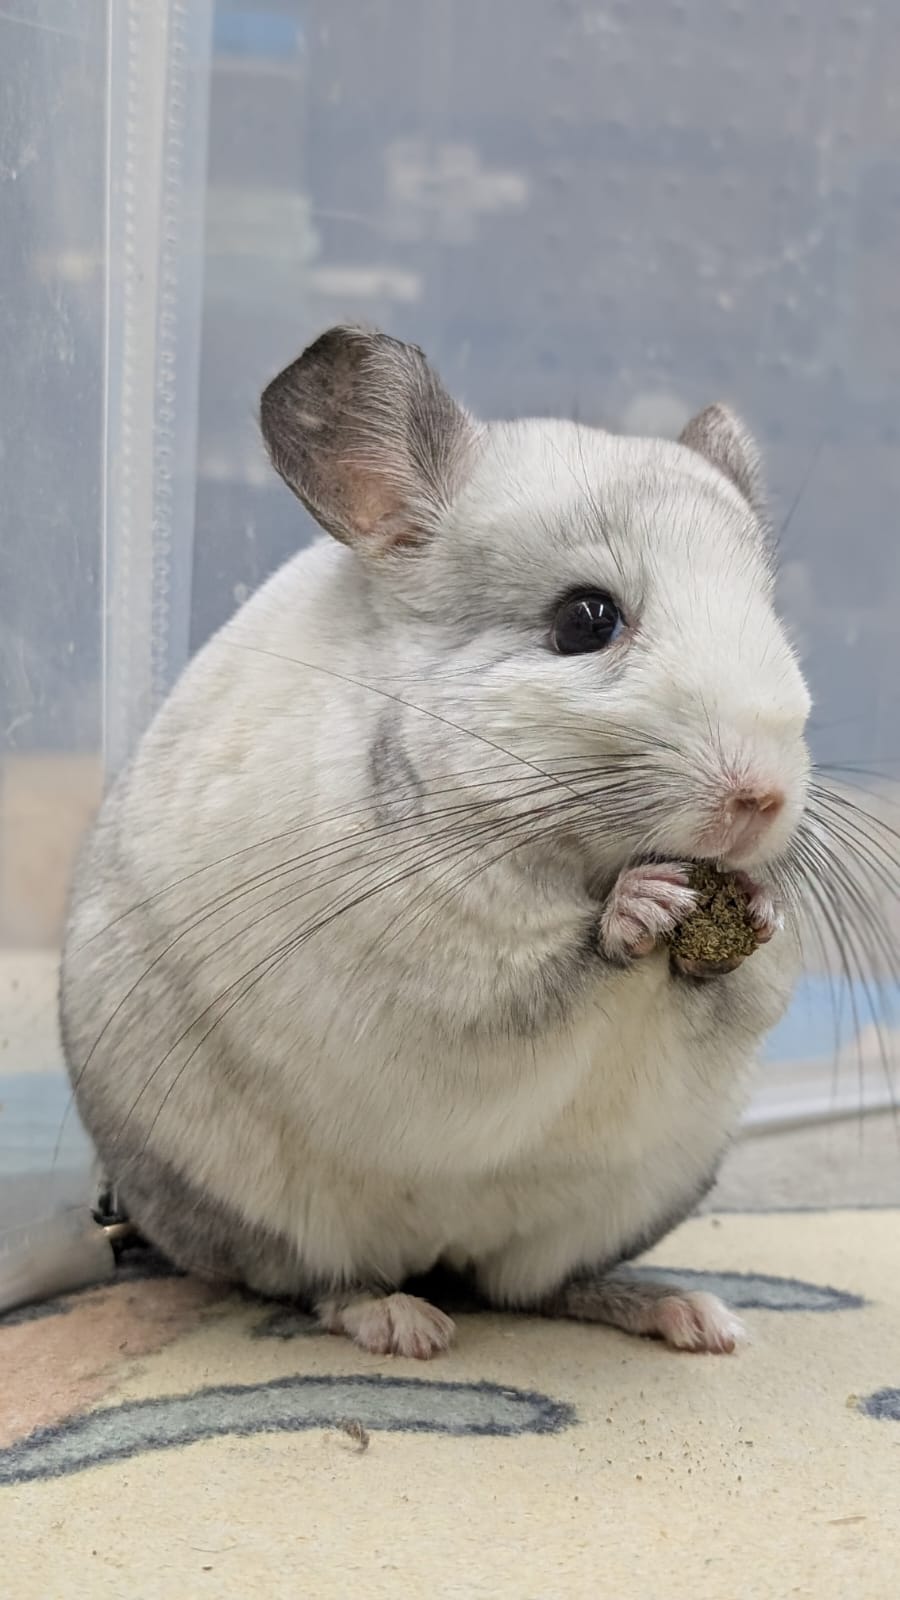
[551,592,624,654]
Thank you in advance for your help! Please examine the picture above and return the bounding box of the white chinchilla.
[61,326,811,1357]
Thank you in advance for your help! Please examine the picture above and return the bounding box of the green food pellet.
[666,863,757,965]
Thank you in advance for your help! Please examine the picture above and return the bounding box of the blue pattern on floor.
[859,1388,900,1421]
[0,1375,577,1486]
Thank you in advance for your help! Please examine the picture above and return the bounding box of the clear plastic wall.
[2,0,898,1304]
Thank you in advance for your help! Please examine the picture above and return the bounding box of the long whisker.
[69,756,550,953]
[109,796,594,1173]
[786,809,900,1134]
[226,640,587,801]
[60,768,595,1147]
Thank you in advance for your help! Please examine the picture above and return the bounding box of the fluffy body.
[61,341,811,1356]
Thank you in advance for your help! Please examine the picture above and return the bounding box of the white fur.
[62,410,810,1311]
[318,1293,456,1358]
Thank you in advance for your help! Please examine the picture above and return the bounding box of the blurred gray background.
[3,0,900,772]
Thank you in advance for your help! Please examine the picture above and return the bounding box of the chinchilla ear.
[260,325,480,554]
[678,404,764,517]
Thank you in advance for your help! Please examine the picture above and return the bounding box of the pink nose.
[698,782,787,860]
[727,787,785,823]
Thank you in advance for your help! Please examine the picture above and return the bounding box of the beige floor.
[1,1206,897,1600]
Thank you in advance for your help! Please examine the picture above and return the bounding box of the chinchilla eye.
[551,592,624,654]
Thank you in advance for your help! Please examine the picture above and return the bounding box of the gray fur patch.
[368,712,424,823]
[112,1151,315,1299]
[497,924,599,1037]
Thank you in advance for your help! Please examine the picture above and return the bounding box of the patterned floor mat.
[1,1209,897,1599]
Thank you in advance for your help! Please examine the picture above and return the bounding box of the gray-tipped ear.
[260,325,478,552]
[678,404,764,515]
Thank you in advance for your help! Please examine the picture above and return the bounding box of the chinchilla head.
[261,326,810,878]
